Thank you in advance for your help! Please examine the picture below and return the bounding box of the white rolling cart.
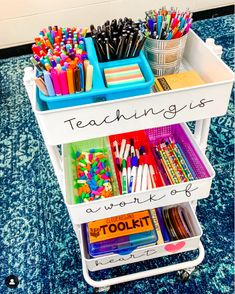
[23,30,234,292]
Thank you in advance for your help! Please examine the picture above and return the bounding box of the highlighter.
[85,64,93,92]
[43,71,55,96]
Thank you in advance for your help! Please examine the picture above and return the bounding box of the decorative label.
[88,211,154,243]
[85,183,199,215]
[164,241,186,252]
[63,99,214,131]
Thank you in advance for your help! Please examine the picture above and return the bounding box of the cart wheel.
[94,286,111,293]
[178,270,190,282]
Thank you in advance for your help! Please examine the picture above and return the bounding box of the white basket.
[75,202,202,271]
[30,30,234,146]
[63,123,215,224]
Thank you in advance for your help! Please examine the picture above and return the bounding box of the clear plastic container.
[85,210,157,257]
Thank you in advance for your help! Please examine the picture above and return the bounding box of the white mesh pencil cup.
[144,34,188,76]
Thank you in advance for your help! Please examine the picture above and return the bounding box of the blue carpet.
[0,15,234,294]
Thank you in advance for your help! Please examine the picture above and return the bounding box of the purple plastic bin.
[145,124,210,181]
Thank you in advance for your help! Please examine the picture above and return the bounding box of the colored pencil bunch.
[73,148,113,203]
[155,137,196,185]
[90,18,146,62]
[144,7,193,40]
[112,138,164,194]
[30,26,93,96]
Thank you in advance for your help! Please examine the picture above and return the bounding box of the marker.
[59,69,69,95]
[123,144,130,160]
[135,155,144,192]
[121,159,128,194]
[50,68,61,95]
[67,68,75,94]
[128,156,138,193]
[77,63,85,92]
[141,156,149,191]
[43,71,55,96]
[113,141,121,171]
[127,157,131,188]
[119,139,126,160]
[74,67,81,92]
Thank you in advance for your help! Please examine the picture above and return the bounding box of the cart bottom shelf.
[79,240,205,289]
[75,202,202,272]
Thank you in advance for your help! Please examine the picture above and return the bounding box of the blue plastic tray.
[38,38,154,110]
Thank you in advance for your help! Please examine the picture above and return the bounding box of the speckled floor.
[0,14,234,294]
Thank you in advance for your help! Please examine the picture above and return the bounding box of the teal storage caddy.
[38,38,154,110]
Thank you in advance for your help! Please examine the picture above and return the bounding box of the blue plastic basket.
[38,38,154,110]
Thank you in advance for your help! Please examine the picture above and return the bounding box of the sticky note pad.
[104,64,145,88]
[153,70,205,92]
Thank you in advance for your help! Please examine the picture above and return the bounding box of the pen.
[141,156,149,191]
[135,155,144,192]
[117,34,127,59]
[123,33,133,58]
[105,38,111,61]
[134,35,146,57]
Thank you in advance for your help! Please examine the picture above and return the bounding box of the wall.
[0,0,232,49]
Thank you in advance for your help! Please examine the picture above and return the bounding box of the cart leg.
[194,120,203,144]
[199,118,211,153]
[23,67,35,108]
[191,200,197,212]
[94,286,111,293]
[178,266,196,282]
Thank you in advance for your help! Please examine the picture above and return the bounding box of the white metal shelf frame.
[23,39,232,290]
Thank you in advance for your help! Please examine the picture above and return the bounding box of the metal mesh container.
[144,34,188,76]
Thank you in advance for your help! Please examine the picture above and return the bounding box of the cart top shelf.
[29,30,234,146]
